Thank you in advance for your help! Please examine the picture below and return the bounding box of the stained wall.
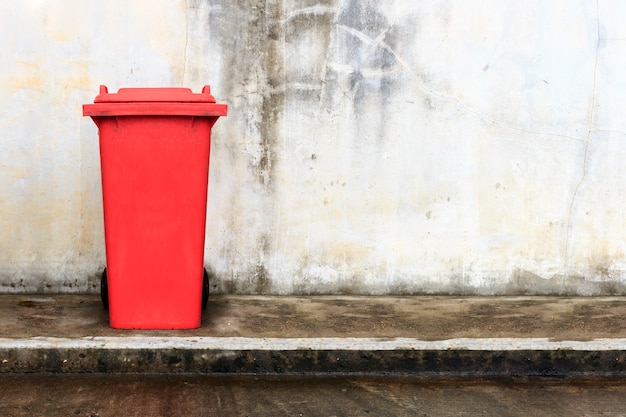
[2,0,626,294]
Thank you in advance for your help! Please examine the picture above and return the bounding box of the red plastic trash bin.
[83,85,227,329]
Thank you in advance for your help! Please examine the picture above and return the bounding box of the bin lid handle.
[93,85,217,103]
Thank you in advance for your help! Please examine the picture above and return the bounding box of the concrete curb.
[4,336,626,351]
[2,336,626,375]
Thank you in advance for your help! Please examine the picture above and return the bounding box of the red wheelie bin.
[83,85,227,329]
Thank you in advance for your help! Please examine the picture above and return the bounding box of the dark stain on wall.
[219,265,272,295]
[197,0,287,292]
[212,0,285,187]
[322,0,420,150]
[253,264,272,293]
[284,1,337,104]
[508,269,626,296]
[258,1,285,187]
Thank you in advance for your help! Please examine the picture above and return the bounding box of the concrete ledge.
[5,336,626,351]
[2,295,626,375]
[2,338,626,375]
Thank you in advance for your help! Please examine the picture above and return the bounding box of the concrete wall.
[2,0,626,295]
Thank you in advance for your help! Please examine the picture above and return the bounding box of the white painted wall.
[2,0,626,294]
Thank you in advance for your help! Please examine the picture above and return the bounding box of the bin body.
[83,86,227,329]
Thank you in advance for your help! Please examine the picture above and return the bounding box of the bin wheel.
[202,268,209,310]
[101,268,109,310]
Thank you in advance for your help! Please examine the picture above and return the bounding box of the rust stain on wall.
[6,61,45,93]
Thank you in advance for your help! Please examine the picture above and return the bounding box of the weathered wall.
[2,0,626,294]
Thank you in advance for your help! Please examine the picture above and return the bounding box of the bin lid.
[94,85,217,103]
[83,85,227,117]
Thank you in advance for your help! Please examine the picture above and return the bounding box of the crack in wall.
[562,0,601,284]
[334,22,587,144]
[592,129,626,137]
[182,0,190,86]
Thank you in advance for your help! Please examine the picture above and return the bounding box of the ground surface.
[3,294,626,339]
[2,375,626,416]
[4,295,626,375]
[3,295,626,414]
